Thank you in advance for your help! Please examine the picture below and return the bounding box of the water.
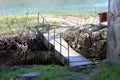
[0,0,108,15]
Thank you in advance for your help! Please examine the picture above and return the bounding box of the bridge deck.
[43,33,93,67]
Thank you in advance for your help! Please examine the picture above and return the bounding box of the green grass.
[0,15,37,34]
[1,64,120,80]
[0,65,82,80]
[0,14,97,35]
[0,14,68,35]
[91,64,120,80]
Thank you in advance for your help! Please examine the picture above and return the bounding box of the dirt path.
[44,15,100,33]
[45,16,99,27]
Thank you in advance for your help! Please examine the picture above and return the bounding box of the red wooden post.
[98,12,108,23]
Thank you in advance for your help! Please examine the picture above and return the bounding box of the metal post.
[68,42,70,66]
[54,28,55,57]
[85,16,87,24]
[26,9,29,26]
[48,24,50,50]
[95,7,97,15]
[43,18,45,33]
[43,18,44,24]
[47,24,50,64]
[37,13,40,29]
[60,32,62,61]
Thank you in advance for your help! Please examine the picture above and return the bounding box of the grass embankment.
[0,64,120,80]
[0,65,81,80]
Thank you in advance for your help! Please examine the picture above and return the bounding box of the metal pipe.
[48,24,50,50]
[60,32,62,61]
[54,28,55,58]
[95,7,97,15]
[68,42,70,66]
[43,18,44,24]
[37,13,40,29]
[47,24,50,64]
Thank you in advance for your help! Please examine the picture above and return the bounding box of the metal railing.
[37,13,70,66]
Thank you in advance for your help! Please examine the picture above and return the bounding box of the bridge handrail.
[38,13,70,65]
[38,13,69,50]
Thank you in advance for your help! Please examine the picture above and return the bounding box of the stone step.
[14,72,41,80]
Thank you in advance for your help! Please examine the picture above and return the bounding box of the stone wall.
[63,24,107,60]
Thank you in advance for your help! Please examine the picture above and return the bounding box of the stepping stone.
[14,72,41,80]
